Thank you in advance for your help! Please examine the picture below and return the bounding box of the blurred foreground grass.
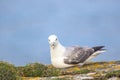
[0,61,120,80]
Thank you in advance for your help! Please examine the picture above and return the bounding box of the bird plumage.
[48,35,106,68]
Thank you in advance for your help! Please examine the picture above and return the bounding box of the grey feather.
[64,46,94,64]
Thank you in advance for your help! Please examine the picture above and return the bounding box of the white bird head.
[48,35,59,49]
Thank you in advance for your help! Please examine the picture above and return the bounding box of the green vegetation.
[0,61,21,80]
[45,65,60,77]
[73,68,90,74]
[0,61,120,80]
[18,63,47,77]
[105,70,120,78]
[16,63,60,77]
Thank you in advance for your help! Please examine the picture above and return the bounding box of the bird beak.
[50,42,56,48]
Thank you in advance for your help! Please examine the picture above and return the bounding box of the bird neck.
[50,42,64,50]
[50,42,65,58]
[57,42,64,48]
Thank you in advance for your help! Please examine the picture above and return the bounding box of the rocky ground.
[22,61,120,80]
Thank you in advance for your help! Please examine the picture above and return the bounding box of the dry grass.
[22,77,40,80]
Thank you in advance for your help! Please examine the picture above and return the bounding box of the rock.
[73,75,94,80]
[22,61,120,80]
[39,74,94,80]
[87,72,96,76]
[108,77,120,80]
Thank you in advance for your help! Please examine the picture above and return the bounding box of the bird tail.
[84,46,106,63]
[92,46,105,52]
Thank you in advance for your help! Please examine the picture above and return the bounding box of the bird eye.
[56,38,57,41]
[48,39,50,42]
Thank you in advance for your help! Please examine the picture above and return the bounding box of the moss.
[0,61,21,80]
[22,63,47,77]
[44,67,60,77]
[72,68,90,74]
[105,70,120,78]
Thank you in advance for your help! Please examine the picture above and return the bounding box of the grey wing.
[64,46,94,64]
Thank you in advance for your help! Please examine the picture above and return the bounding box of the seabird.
[48,34,105,68]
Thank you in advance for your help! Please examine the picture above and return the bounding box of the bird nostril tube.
[51,42,55,46]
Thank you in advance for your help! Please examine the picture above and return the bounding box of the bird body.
[48,35,105,68]
[50,42,73,68]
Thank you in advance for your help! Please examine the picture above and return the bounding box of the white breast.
[50,45,73,68]
[51,57,72,68]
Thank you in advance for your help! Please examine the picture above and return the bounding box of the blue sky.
[0,0,120,66]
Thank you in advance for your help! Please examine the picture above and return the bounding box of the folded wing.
[64,46,95,64]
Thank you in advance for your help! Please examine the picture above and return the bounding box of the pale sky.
[0,0,120,66]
